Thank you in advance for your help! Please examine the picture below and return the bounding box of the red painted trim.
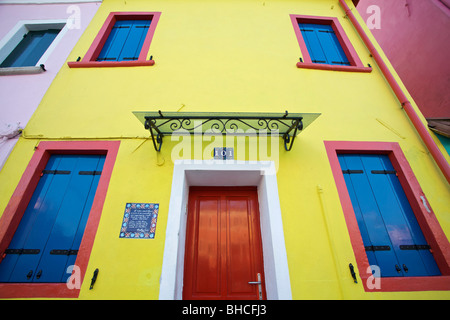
[324,140,450,292]
[68,12,161,68]
[290,14,370,72]
[67,60,155,68]
[0,141,120,298]
[296,62,371,73]
[338,0,450,183]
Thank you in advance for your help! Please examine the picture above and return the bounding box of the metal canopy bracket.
[133,110,321,152]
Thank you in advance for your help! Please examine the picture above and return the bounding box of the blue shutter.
[0,155,105,283]
[0,30,60,68]
[7,155,76,283]
[299,23,327,64]
[118,20,151,61]
[339,154,402,277]
[97,19,151,62]
[299,23,350,66]
[61,156,106,283]
[375,156,441,276]
[0,156,61,282]
[97,20,133,61]
[338,154,441,277]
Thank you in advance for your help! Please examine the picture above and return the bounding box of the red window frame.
[290,15,372,73]
[68,12,161,68]
[324,141,450,292]
[0,141,120,298]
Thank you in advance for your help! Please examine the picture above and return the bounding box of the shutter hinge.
[5,248,40,255]
[78,170,102,175]
[331,61,351,65]
[42,170,71,175]
[399,244,431,251]
[342,169,364,174]
[50,249,78,255]
[365,245,391,251]
[371,170,397,175]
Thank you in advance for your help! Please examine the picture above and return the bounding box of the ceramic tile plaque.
[119,203,158,239]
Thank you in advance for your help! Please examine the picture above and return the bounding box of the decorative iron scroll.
[133,111,321,152]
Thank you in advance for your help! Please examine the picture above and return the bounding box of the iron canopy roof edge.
[132,110,321,152]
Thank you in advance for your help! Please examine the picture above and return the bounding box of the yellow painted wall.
[1,0,449,299]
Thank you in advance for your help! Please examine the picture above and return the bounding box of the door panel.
[183,187,265,300]
[194,197,221,296]
[227,198,257,297]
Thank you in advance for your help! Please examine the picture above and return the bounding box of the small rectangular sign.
[214,147,234,160]
[119,203,159,239]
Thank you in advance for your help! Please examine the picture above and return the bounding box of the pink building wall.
[0,1,101,169]
[356,0,450,119]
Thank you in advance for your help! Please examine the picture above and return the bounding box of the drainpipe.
[339,0,450,184]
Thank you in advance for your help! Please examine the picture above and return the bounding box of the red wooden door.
[183,187,266,300]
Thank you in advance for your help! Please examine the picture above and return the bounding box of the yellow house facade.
[0,0,449,300]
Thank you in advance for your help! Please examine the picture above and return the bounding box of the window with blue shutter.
[338,154,441,277]
[97,19,151,62]
[0,29,60,68]
[299,23,350,66]
[0,154,105,283]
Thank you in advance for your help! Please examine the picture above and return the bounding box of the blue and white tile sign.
[119,203,159,239]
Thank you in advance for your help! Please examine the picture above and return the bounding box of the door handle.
[248,273,263,300]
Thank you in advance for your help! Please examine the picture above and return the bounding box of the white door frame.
[158,160,292,300]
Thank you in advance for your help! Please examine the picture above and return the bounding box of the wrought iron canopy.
[133,110,321,152]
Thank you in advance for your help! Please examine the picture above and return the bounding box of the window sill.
[296,61,372,73]
[0,65,46,76]
[67,60,155,68]
[359,274,450,292]
[0,283,79,299]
